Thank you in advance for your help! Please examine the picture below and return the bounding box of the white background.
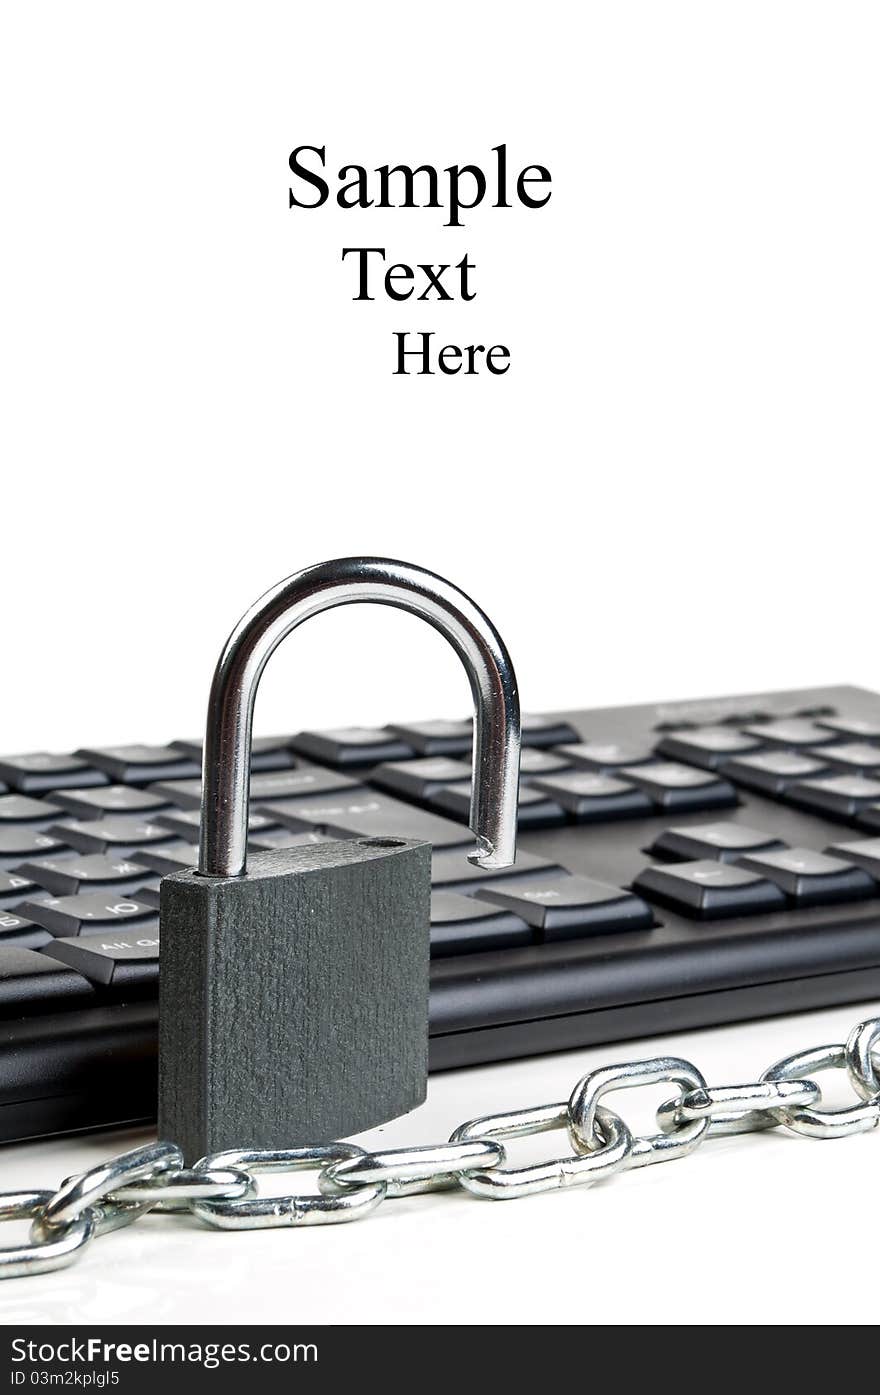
[1,1,879,1326]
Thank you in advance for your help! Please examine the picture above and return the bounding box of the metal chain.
[2,1014,878,1279]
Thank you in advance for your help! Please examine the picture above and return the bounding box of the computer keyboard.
[2,683,880,1145]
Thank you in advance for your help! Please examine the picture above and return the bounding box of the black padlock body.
[158,837,431,1161]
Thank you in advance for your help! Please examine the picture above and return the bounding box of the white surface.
[1,2,879,751]
[0,1002,878,1325]
[1,0,879,1327]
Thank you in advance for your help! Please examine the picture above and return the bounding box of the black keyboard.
[3,683,880,1145]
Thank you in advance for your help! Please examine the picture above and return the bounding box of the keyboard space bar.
[257,792,470,848]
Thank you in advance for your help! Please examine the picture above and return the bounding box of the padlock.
[158,557,520,1161]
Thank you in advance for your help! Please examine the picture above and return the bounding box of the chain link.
[318,1139,506,1197]
[760,1043,880,1138]
[568,1055,711,1167]
[655,1078,821,1137]
[2,1014,878,1279]
[844,1017,880,1100]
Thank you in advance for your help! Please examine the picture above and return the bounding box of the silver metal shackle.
[198,557,521,878]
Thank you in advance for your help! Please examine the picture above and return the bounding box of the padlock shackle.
[198,557,521,878]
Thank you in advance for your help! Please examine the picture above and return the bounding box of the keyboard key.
[50,817,178,857]
[0,827,70,868]
[476,876,654,942]
[622,763,737,812]
[429,892,532,956]
[520,714,580,747]
[290,726,415,767]
[825,838,880,879]
[530,771,653,821]
[787,775,880,819]
[52,784,172,820]
[262,792,470,849]
[0,753,107,795]
[372,757,473,801]
[518,748,571,777]
[0,795,64,826]
[171,735,296,773]
[147,778,209,809]
[719,709,773,726]
[75,744,188,785]
[0,947,96,1014]
[740,719,832,748]
[735,847,876,905]
[0,872,36,910]
[17,854,153,897]
[0,912,53,950]
[649,821,786,863]
[432,782,566,830]
[855,804,880,832]
[75,744,201,785]
[634,860,787,919]
[558,741,654,771]
[155,807,278,841]
[79,744,205,785]
[131,841,201,874]
[385,719,473,756]
[148,826,332,869]
[430,849,562,891]
[722,750,829,794]
[812,743,880,774]
[42,928,159,993]
[152,766,358,811]
[387,714,577,758]
[656,728,763,770]
[817,715,880,740]
[250,769,363,802]
[20,892,158,938]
